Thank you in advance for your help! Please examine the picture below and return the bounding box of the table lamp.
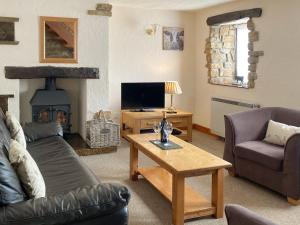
[165,81,182,112]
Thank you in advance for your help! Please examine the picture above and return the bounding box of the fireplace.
[30,77,71,133]
[5,66,100,134]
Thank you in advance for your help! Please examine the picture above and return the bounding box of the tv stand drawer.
[168,117,188,128]
[140,117,188,129]
[141,119,161,129]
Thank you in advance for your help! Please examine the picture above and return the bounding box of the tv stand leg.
[133,120,141,134]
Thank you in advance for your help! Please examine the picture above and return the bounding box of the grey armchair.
[225,204,278,225]
[223,107,300,204]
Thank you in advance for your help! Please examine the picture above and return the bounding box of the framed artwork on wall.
[162,27,184,51]
[40,16,78,63]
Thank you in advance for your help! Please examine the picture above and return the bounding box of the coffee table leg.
[172,174,184,225]
[212,168,224,218]
[130,143,139,181]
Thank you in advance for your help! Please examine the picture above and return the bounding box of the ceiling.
[108,0,236,11]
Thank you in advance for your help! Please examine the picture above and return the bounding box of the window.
[206,18,253,88]
[236,23,249,85]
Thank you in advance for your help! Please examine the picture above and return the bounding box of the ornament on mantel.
[88,3,112,17]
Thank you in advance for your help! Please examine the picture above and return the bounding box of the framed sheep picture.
[162,27,184,51]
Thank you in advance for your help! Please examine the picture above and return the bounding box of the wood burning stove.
[30,77,71,133]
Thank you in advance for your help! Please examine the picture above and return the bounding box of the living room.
[0,0,299,225]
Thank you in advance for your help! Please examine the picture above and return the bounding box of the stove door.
[52,105,71,133]
[32,106,52,123]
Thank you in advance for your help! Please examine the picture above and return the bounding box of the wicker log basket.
[86,110,120,149]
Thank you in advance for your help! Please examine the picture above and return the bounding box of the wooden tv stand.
[121,109,193,142]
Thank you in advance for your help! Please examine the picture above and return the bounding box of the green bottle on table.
[160,111,168,143]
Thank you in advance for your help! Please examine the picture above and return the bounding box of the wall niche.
[0,16,19,45]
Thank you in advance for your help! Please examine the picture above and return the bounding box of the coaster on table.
[150,140,182,150]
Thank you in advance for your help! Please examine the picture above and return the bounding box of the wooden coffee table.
[127,134,231,225]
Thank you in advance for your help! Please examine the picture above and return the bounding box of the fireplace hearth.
[30,77,71,133]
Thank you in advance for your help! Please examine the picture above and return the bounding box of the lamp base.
[166,106,177,114]
[166,110,177,114]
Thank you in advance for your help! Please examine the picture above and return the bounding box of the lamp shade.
[165,81,182,95]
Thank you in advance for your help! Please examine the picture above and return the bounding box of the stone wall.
[205,24,236,85]
[205,18,264,88]
[247,18,264,88]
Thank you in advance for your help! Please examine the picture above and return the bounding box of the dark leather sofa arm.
[284,133,300,199]
[223,108,272,166]
[0,183,130,225]
[225,204,278,225]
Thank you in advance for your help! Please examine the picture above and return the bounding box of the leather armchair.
[0,183,130,225]
[223,107,300,204]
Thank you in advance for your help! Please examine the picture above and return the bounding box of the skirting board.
[192,124,221,138]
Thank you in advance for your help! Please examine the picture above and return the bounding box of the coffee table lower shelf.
[137,166,216,220]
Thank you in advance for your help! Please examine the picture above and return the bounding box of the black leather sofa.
[0,121,130,225]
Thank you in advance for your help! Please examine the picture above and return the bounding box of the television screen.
[121,82,165,110]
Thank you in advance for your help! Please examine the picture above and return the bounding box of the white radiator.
[211,97,260,137]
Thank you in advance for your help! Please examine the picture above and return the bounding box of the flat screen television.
[121,82,165,111]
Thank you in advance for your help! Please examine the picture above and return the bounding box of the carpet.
[81,131,300,225]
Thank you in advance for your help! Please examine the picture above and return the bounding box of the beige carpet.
[81,131,300,225]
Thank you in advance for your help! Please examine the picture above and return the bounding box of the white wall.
[6,0,299,135]
[0,0,109,136]
[108,7,196,119]
[194,0,300,128]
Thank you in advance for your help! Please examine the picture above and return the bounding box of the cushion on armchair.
[264,120,300,146]
[235,141,284,171]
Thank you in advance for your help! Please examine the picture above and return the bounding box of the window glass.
[236,24,249,85]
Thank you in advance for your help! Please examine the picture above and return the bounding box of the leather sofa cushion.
[27,136,100,196]
[23,122,63,142]
[0,147,26,205]
[235,141,284,171]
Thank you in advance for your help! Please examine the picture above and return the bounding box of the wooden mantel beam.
[5,66,99,79]
[206,8,262,26]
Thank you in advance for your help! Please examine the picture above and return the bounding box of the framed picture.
[162,27,184,51]
[40,16,78,63]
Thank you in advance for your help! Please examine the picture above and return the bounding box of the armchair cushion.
[235,141,284,171]
[264,120,300,146]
